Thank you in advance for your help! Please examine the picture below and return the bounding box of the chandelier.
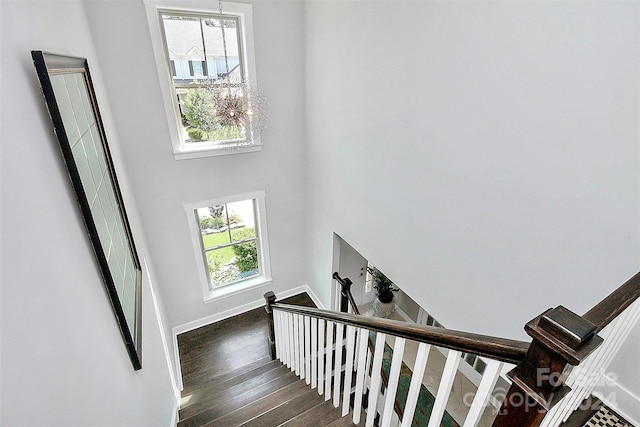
[207,0,266,139]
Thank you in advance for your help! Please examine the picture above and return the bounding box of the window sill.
[174,142,263,160]
[204,275,272,303]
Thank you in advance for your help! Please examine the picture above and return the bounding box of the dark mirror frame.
[32,51,142,370]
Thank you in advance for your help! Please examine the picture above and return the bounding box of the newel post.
[333,272,358,314]
[264,291,277,360]
[492,306,603,427]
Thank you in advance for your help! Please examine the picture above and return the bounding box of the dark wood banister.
[265,270,640,427]
[493,271,640,426]
[271,302,530,365]
[583,271,640,333]
[332,272,360,315]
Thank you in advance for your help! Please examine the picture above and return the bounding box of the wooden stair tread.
[180,350,271,388]
[181,355,274,395]
[279,399,347,427]
[179,363,291,420]
[199,376,311,426]
[178,369,300,427]
[180,360,284,409]
[326,410,365,426]
[239,386,328,426]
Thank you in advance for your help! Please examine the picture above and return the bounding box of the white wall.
[80,0,307,332]
[304,0,639,391]
[0,1,178,425]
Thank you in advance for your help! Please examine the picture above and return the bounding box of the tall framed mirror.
[32,51,142,370]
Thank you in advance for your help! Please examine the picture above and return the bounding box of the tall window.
[159,11,250,149]
[146,1,259,159]
[185,192,271,300]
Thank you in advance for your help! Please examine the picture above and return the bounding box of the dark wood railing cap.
[264,291,276,313]
[539,306,597,347]
[525,306,603,366]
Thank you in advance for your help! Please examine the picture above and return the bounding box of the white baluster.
[286,312,293,367]
[342,325,357,416]
[427,350,462,427]
[318,319,325,395]
[288,312,295,371]
[279,311,286,362]
[462,359,503,427]
[366,332,387,427]
[353,328,370,425]
[333,322,344,407]
[304,315,311,383]
[401,342,431,427]
[311,316,318,389]
[325,321,335,401]
[542,299,640,427]
[293,314,300,376]
[353,325,361,371]
[278,311,285,364]
[273,310,280,360]
[541,326,613,427]
[273,310,280,361]
[381,337,406,426]
[298,314,306,380]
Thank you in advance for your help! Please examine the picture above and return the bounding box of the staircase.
[176,293,361,426]
[176,271,640,427]
[177,357,355,426]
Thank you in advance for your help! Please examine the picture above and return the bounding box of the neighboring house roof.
[163,18,239,58]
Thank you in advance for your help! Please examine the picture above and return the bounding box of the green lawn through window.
[202,231,234,266]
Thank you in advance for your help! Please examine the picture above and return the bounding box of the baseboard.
[171,284,322,393]
[173,298,265,337]
[172,332,183,391]
[170,396,179,427]
[172,284,321,336]
[143,256,182,397]
[593,374,640,426]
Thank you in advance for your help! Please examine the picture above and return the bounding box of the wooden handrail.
[583,271,640,333]
[266,271,640,427]
[332,272,360,315]
[272,302,530,365]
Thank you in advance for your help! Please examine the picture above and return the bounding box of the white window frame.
[144,0,261,160]
[184,191,272,302]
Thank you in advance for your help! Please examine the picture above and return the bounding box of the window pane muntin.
[203,236,256,252]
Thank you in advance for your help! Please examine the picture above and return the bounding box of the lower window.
[185,192,271,299]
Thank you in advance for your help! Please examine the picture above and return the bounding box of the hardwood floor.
[176,293,350,426]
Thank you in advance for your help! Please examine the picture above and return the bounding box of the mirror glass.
[32,51,142,370]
